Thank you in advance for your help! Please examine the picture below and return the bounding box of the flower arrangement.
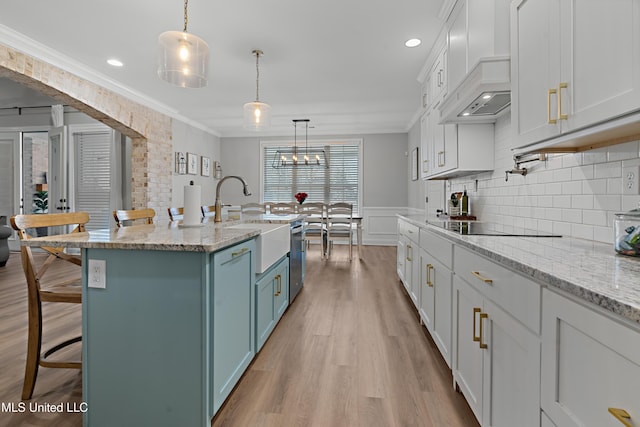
[294,192,308,204]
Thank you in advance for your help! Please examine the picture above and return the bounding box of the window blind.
[262,142,361,214]
[74,131,112,231]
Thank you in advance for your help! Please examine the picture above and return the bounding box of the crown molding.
[0,24,221,137]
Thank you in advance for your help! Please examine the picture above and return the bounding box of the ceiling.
[0,0,448,137]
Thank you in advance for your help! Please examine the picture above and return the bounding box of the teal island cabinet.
[22,216,301,427]
[255,255,289,351]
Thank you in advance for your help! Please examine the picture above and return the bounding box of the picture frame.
[187,152,198,175]
[201,156,211,177]
[175,152,186,175]
[411,147,419,181]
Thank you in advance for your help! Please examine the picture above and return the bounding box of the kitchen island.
[22,215,302,427]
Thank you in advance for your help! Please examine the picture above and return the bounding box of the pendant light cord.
[183,0,189,32]
[255,51,261,102]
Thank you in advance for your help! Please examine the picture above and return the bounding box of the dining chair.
[113,208,155,227]
[299,202,326,257]
[167,207,184,221]
[10,211,90,400]
[269,202,297,215]
[326,202,354,260]
[241,203,267,214]
[201,205,215,217]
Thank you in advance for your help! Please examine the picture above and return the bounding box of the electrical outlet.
[88,259,106,289]
[622,166,640,195]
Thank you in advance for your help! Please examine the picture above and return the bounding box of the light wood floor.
[0,246,478,427]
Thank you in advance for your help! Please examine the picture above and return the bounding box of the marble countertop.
[22,214,303,253]
[399,214,640,325]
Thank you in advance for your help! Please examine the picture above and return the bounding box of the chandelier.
[157,0,210,88]
[272,119,327,168]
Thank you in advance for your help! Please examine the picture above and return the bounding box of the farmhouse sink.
[227,222,290,273]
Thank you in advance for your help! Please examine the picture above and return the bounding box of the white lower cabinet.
[541,289,640,427]
[419,229,453,367]
[398,219,420,309]
[453,246,541,427]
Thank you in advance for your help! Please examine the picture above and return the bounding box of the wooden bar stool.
[113,208,155,227]
[10,212,90,400]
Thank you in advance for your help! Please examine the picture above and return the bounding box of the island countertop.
[21,214,303,253]
[398,214,640,325]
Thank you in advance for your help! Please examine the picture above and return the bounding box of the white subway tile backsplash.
[572,195,594,209]
[562,209,583,223]
[561,153,582,168]
[571,223,594,240]
[562,181,582,195]
[582,209,608,226]
[593,226,613,244]
[583,178,607,195]
[538,195,554,207]
[444,114,638,245]
[552,195,572,209]
[583,148,608,165]
[571,164,595,180]
[607,177,623,195]
[545,208,563,221]
[608,141,640,161]
[594,162,622,179]
[553,168,573,182]
[593,194,621,211]
[545,182,563,195]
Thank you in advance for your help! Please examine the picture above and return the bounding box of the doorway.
[2,124,127,250]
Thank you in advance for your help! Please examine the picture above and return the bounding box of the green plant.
[33,190,48,214]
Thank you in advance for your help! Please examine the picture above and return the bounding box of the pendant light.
[157,0,210,88]
[243,50,272,130]
[272,120,327,168]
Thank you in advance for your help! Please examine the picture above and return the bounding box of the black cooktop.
[431,221,562,237]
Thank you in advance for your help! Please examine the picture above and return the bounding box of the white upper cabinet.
[439,0,511,124]
[511,0,640,150]
[447,0,510,93]
[430,46,448,108]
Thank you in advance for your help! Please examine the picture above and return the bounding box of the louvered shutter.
[74,131,112,231]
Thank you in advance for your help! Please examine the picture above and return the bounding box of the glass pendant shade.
[158,30,209,88]
[243,101,272,130]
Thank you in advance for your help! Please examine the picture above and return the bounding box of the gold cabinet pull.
[473,308,481,342]
[232,247,249,257]
[426,264,434,287]
[274,274,281,296]
[423,159,429,173]
[609,408,633,427]
[478,312,488,349]
[471,271,493,284]
[406,245,412,262]
[558,82,568,120]
[437,151,445,167]
[547,88,557,124]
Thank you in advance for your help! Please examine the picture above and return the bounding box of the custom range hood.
[439,56,511,124]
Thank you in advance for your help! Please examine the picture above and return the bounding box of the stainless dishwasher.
[289,219,305,303]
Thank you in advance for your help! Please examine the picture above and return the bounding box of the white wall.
[221,132,409,245]
[170,120,221,208]
[430,112,640,244]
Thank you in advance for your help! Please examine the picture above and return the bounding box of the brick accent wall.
[0,43,173,218]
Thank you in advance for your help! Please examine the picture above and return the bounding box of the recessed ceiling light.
[405,38,421,48]
[107,58,124,67]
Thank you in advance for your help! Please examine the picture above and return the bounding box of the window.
[262,140,362,214]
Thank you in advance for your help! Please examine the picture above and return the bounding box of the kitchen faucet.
[214,176,252,222]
